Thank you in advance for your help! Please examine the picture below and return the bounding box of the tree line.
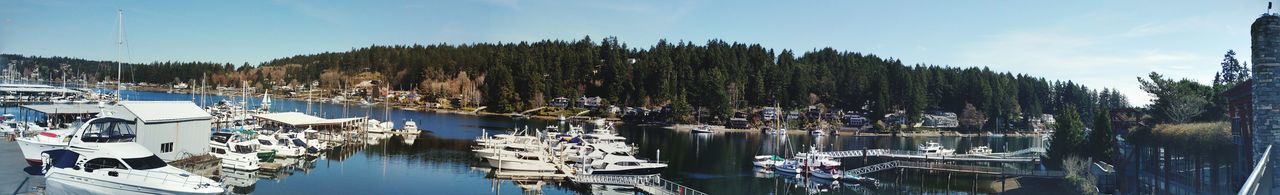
[2,36,1129,130]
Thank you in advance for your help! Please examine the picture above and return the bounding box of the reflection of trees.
[359,134,480,166]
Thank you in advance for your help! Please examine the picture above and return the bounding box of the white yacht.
[691,125,713,133]
[40,117,224,194]
[967,146,992,155]
[256,135,305,158]
[585,154,667,175]
[16,129,74,166]
[753,155,784,168]
[366,119,393,134]
[210,132,261,170]
[919,141,955,156]
[483,152,558,172]
[399,120,421,134]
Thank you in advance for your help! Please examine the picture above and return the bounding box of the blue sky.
[0,0,1269,105]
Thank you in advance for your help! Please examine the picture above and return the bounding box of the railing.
[1240,145,1273,195]
[571,174,707,195]
[648,175,707,195]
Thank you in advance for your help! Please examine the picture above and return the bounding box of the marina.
[0,90,1058,194]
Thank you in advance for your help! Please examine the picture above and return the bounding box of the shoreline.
[126,85,1045,137]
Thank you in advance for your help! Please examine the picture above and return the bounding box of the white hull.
[45,166,222,195]
[484,157,557,172]
[16,137,65,165]
[220,153,260,171]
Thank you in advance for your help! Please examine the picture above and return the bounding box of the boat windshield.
[122,155,167,170]
[80,118,137,143]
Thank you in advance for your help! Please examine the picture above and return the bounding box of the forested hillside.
[1,36,1129,127]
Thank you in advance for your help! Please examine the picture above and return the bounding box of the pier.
[571,174,708,195]
[818,147,1047,163]
[845,160,1065,178]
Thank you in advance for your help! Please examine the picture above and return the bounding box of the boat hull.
[17,137,64,166]
[589,167,665,175]
[484,158,557,172]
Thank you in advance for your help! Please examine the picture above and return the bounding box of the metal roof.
[253,112,363,127]
[21,104,102,115]
[0,87,82,94]
[116,101,212,123]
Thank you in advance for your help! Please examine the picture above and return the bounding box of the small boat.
[753,155,784,168]
[968,146,992,155]
[399,120,421,134]
[774,160,804,174]
[810,168,842,180]
[484,153,559,172]
[691,125,713,133]
[810,129,827,136]
[919,141,955,156]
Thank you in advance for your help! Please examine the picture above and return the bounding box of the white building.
[108,101,213,161]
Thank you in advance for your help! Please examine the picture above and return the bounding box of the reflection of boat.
[919,141,955,156]
[513,180,544,194]
[42,117,224,194]
[840,173,879,186]
[220,167,259,194]
[967,146,992,155]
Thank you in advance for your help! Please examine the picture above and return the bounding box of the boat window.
[79,119,137,143]
[234,145,255,153]
[615,162,641,166]
[122,155,167,170]
[85,158,127,172]
[259,139,273,145]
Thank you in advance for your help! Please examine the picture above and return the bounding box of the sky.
[0,0,1270,106]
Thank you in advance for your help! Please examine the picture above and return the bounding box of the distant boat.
[967,146,992,155]
[919,141,955,156]
[691,125,713,134]
[753,155,784,168]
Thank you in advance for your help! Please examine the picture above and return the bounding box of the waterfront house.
[921,111,959,128]
[576,96,602,108]
[842,111,869,127]
[107,101,214,161]
[761,107,777,121]
[550,97,570,108]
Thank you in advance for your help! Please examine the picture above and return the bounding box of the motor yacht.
[40,117,223,194]
[585,154,667,175]
[919,141,955,156]
[691,125,713,133]
[967,146,992,155]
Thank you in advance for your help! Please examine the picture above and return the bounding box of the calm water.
[6,90,1047,194]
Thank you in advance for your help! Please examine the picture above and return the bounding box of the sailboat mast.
[115,9,124,101]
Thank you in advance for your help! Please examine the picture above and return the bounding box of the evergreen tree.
[1049,106,1086,167]
[1088,109,1116,163]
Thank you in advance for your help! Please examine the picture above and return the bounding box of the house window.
[161,142,174,153]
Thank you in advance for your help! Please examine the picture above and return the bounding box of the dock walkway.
[571,174,707,195]
[818,147,1046,163]
[846,160,1066,178]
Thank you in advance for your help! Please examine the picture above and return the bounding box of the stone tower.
[1253,12,1280,182]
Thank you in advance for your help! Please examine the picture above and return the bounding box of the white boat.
[774,160,804,174]
[256,135,305,158]
[753,155,784,168]
[16,129,74,166]
[809,129,827,136]
[398,120,421,134]
[809,168,842,180]
[968,146,992,155]
[585,154,667,175]
[210,132,260,170]
[484,153,558,172]
[40,116,224,194]
[366,119,393,134]
[919,141,955,156]
[691,125,713,133]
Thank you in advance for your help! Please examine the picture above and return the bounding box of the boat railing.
[117,168,215,188]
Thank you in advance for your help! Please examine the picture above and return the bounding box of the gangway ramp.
[572,175,708,195]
